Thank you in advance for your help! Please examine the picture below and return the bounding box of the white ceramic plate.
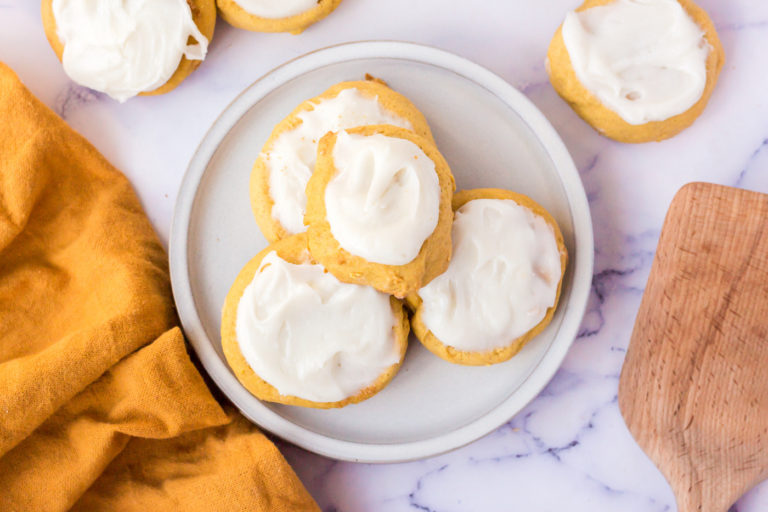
[170,41,593,463]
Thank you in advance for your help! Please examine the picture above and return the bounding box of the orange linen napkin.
[0,62,319,512]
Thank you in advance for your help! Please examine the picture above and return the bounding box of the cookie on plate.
[42,0,215,102]
[251,77,434,242]
[217,0,341,34]
[547,0,724,143]
[305,124,454,299]
[407,188,568,366]
[221,233,409,409]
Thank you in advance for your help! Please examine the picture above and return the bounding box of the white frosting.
[51,0,207,103]
[419,199,562,352]
[235,251,400,403]
[264,88,412,235]
[325,131,441,266]
[234,0,319,19]
[561,0,709,125]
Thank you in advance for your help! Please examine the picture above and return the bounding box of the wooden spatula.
[619,182,768,512]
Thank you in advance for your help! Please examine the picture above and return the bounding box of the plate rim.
[170,40,594,463]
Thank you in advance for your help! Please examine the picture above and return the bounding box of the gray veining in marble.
[1,0,766,510]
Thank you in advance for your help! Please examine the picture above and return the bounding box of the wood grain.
[619,182,768,512]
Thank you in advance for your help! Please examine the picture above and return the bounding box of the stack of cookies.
[222,77,568,408]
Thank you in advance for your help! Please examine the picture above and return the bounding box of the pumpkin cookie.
[42,0,215,102]
[221,233,409,409]
[217,0,341,34]
[305,124,454,299]
[547,0,724,143]
[407,189,568,366]
[251,77,434,242]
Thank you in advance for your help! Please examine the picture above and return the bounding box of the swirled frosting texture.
[265,88,412,235]
[561,0,709,125]
[419,199,562,352]
[235,251,399,403]
[52,0,208,102]
[325,131,440,265]
[234,0,318,18]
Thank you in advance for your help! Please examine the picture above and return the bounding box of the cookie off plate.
[170,41,593,463]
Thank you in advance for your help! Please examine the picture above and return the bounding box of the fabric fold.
[0,62,319,512]
[0,329,230,510]
[72,414,318,512]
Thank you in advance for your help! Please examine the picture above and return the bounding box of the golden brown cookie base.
[546,0,724,143]
[305,124,454,299]
[41,0,216,98]
[217,0,341,34]
[406,188,568,366]
[221,233,410,408]
[250,77,436,243]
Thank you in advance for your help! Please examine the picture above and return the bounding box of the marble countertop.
[2,0,767,510]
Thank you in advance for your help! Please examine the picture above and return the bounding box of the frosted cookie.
[305,124,454,299]
[221,233,409,409]
[251,78,434,242]
[42,0,215,102]
[547,0,724,143]
[407,189,568,366]
[217,0,341,34]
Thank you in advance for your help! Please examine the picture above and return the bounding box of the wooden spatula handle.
[619,183,768,512]
[676,489,731,512]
